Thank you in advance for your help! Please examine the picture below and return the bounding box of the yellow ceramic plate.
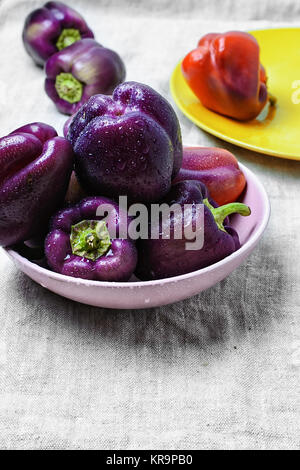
[170,28,300,160]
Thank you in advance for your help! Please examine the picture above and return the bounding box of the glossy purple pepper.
[45,197,137,281]
[136,180,251,280]
[45,38,126,115]
[67,81,183,203]
[0,122,74,247]
[23,1,94,66]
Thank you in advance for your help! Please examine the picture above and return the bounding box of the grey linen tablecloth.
[0,0,299,450]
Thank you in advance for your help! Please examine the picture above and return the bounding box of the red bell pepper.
[173,146,246,206]
[182,31,270,121]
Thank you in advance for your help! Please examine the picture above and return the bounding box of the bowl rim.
[4,160,270,288]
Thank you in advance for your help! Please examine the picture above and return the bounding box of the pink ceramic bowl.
[4,159,270,309]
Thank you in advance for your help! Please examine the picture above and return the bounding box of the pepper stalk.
[70,220,112,261]
[203,198,251,232]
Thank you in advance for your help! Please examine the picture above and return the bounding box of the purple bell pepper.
[67,81,183,203]
[23,1,94,66]
[136,180,251,280]
[45,38,126,115]
[0,122,74,247]
[45,197,137,281]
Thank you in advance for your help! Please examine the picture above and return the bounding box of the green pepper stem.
[56,28,81,51]
[55,72,83,104]
[203,198,251,232]
[70,220,111,261]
